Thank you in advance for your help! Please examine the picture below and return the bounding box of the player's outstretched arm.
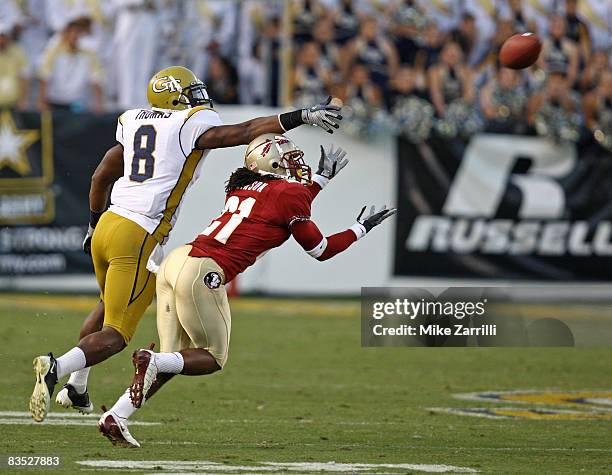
[291,205,396,261]
[83,144,124,254]
[196,96,342,150]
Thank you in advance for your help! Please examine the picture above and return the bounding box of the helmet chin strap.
[259,167,310,185]
[258,170,288,180]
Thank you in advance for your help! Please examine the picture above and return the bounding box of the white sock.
[154,352,184,374]
[56,347,86,380]
[67,368,90,393]
[110,388,137,420]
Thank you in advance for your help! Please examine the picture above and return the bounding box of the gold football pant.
[91,211,157,343]
[156,245,231,368]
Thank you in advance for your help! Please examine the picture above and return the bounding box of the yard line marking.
[0,418,159,426]
[76,460,478,473]
[0,411,159,426]
[0,414,406,426]
[0,411,99,418]
[265,462,477,473]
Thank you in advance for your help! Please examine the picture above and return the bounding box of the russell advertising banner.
[0,109,116,276]
[394,133,612,280]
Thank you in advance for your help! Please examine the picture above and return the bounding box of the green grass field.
[1,293,611,474]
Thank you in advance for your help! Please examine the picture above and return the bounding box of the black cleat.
[29,352,58,422]
[55,384,94,414]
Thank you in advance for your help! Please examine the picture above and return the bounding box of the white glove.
[146,244,165,274]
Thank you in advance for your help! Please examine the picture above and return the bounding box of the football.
[330,96,344,108]
[499,32,542,69]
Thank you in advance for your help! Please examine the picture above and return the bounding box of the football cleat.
[129,349,158,408]
[98,409,140,448]
[56,384,94,414]
[29,353,58,422]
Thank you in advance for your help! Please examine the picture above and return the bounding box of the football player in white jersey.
[29,66,343,422]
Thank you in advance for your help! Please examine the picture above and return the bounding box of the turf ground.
[1,293,611,474]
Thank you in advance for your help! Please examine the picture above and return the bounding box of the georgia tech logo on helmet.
[152,75,182,94]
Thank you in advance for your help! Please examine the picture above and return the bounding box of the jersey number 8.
[130,125,156,182]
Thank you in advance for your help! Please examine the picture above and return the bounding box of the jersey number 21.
[202,196,257,244]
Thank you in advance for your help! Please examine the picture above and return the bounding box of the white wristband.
[306,237,328,259]
[312,174,330,189]
[350,222,367,240]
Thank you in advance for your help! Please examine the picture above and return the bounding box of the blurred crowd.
[289,0,612,146]
[0,0,611,146]
[0,0,268,112]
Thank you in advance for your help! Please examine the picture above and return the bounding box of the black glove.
[83,224,94,255]
[357,205,397,233]
[83,210,103,255]
[301,96,342,134]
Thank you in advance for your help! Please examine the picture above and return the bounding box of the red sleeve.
[276,184,313,226]
[291,220,357,261]
[306,182,322,201]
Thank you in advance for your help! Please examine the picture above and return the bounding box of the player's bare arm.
[83,144,124,255]
[196,96,342,150]
[89,143,124,212]
[196,115,287,149]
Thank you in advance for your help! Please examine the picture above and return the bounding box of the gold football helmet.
[147,66,213,110]
[245,134,311,184]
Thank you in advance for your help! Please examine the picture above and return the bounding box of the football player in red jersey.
[99,134,396,447]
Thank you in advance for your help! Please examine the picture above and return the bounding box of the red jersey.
[189,179,316,282]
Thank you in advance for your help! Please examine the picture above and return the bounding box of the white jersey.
[109,105,223,244]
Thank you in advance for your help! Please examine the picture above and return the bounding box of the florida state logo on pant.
[203,272,221,289]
